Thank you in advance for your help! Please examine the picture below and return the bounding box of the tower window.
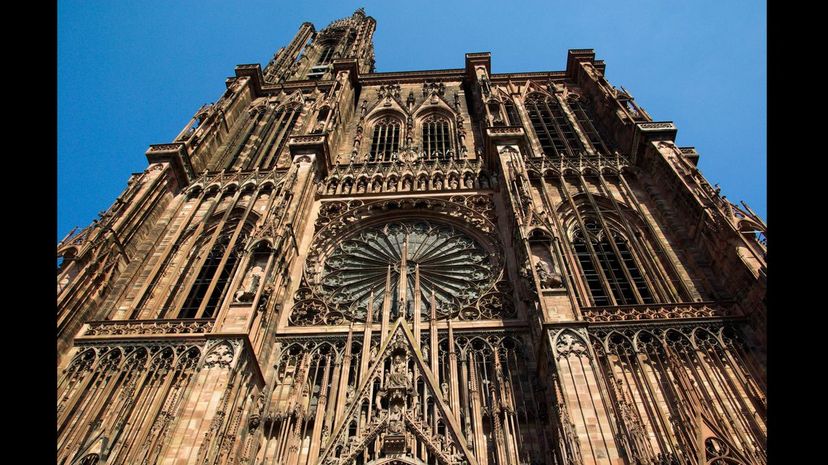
[246,105,301,170]
[488,102,504,126]
[368,117,401,162]
[526,94,583,158]
[317,45,335,66]
[573,220,653,306]
[179,234,242,318]
[422,114,453,159]
[569,96,612,154]
[504,101,521,126]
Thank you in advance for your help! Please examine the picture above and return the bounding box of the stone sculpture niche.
[529,231,563,290]
[234,243,271,303]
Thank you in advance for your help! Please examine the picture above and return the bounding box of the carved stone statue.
[464,175,474,188]
[375,390,385,414]
[388,404,405,433]
[387,355,409,389]
[434,178,443,190]
[402,178,411,191]
[235,265,264,303]
[441,382,449,402]
[535,260,563,289]
[356,180,366,193]
[321,425,330,445]
[449,177,458,189]
[345,385,355,406]
[390,403,402,421]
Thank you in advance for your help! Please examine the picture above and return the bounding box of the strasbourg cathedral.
[56,9,767,465]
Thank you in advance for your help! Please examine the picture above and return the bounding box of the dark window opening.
[179,235,241,318]
[504,101,521,126]
[569,98,613,154]
[317,46,335,66]
[422,116,453,159]
[526,94,584,158]
[573,221,653,306]
[368,118,401,162]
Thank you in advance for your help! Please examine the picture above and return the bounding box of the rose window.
[312,221,498,320]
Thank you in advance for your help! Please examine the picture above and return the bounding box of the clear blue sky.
[58,0,766,241]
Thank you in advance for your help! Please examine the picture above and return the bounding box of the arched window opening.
[504,100,521,126]
[317,45,335,66]
[525,94,583,158]
[179,233,243,318]
[313,107,330,134]
[572,219,653,306]
[422,114,453,160]
[248,105,301,170]
[368,117,401,162]
[488,102,504,126]
[569,96,612,154]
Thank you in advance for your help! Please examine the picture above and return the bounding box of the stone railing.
[523,152,631,175]
[84,318,215,337]
[581,301,730,323]
[486,125,525,138]
[289,134,327,145]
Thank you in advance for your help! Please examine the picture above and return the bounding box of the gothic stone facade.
[57,9,767,465]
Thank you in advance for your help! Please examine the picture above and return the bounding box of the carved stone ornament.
[290,220,510,325]
[554,331,589,359]
[203,341,237,368]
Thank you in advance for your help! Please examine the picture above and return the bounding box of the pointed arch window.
[249,105,301,170]
[525,93,584,158]
[317,45,335,66]
[572,219,653,306]
[504,100,521,126]
[179,233,243,318]
[487,102,504,126]
[422,114,454,159]
[568,95,613,154]
[368,116,401,162]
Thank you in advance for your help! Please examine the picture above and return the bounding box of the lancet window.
[525,93,584,158]
[568,96,612,154]
[504,100,521,126]
[422,114,454,159]
[368,116,402,162]
[179,232,244,318]
[572,219,653,306]
[247,105,301,170]
[317,45,335,66]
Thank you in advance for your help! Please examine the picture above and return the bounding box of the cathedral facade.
[57,9,767,465]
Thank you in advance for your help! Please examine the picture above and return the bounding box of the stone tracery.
[292,218,506,325]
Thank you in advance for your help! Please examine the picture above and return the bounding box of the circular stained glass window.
[313,221,497,320]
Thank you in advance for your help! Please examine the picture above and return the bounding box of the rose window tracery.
[306,221,499,321]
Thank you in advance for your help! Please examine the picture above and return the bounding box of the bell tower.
[263,8,375,83]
